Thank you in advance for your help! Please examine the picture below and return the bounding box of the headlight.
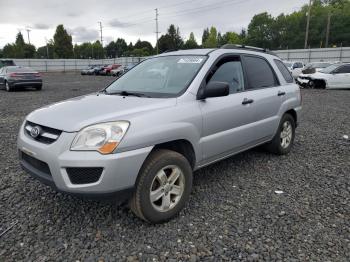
[71,121,129,154]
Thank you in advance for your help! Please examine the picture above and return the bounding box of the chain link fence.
[10,57,145,72]
[8,47,350,72]
[274,46,350,63]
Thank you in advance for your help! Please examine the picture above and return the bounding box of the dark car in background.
[89,65,106,75]
[0,66,42,91]
[0,59,15,68]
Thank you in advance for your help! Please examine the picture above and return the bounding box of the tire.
[308,80,315,89]
[5,81,12,92]
[129,149,193,223]
[36,85,42,91]
[265,113,296,155]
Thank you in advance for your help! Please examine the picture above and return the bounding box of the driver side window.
[207,57,245,94]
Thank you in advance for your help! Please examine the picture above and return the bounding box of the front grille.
[66,167,103,184]
[25,121,62,144]
[21,152,51,176]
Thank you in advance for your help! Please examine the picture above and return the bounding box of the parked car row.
[81,64,136,77]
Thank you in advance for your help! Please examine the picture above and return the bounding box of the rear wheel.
[265,113,295,155]
[36,85,42,91]
[5,81,12,92]
[129,149,193,223]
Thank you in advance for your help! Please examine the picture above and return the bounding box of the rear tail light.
[10,73,18,77]
[34,73,41,77]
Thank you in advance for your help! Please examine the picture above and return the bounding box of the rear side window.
[274,59,294,83]
[243,56,278,89]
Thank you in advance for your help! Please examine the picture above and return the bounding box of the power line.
[161,0,242,17]
[109,0,206,22]
[104,0,249,29]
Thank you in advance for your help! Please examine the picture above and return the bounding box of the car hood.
[310,72,331,79]
[26,93,177,132]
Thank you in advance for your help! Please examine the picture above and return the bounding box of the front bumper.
[17,122,153,198]
[296,77,310,86]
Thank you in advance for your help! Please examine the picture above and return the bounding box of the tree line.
[0,0,349,59]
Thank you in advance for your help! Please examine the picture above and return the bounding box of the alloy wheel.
[280,121,293,149]
[150,165,185,212]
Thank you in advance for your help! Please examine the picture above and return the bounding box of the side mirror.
[197,81,229,100]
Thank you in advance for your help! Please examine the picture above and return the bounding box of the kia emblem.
[30,126,41,138]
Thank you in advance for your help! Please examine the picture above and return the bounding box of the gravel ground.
[0,72,349,261]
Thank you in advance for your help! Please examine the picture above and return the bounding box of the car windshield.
[7,67,35,73]
[320,64,340,74]
[105,55,206,98]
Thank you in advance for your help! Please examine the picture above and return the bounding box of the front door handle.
[242,98,254,105]
[278,91,286,96]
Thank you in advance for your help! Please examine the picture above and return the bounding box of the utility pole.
[155,8,160,54]
[45,38,49,58]
[98,21,103,47]
[304,0,312,49]
[325,12,331,48]
[26,28,31,44]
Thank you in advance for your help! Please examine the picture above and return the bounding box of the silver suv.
[18,45,302,223]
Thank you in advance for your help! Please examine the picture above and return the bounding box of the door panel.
[241,55,285,142]
[333,73,350,88]
[244,86,284,141]
[330,65,350,88]
[199,55,256,162]
[199,92,256,161]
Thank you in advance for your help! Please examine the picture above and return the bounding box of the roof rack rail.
[162,49,178,53]
[220,44,277,56]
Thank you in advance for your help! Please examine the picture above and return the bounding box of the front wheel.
[265,113,296,155]
[129,149,193,223]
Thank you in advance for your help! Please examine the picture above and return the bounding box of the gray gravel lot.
[0,72,349,261]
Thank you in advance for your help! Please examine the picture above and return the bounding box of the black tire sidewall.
[5,82,11,92]
[276,114,296,154]
[137,151,193,223]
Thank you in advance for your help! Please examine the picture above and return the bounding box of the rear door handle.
[278,91,286,96]
[242,98,254,105]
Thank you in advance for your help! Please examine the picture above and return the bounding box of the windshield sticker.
[178,57,203,64]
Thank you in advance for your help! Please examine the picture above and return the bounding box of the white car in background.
[110,66,124,77]
[283,61,304,79]
[300,63,350,89]
[297,62,333,88]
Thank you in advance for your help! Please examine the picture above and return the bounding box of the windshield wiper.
[108,90,150,97]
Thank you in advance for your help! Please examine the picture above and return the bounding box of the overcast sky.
[0,0,308,48]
